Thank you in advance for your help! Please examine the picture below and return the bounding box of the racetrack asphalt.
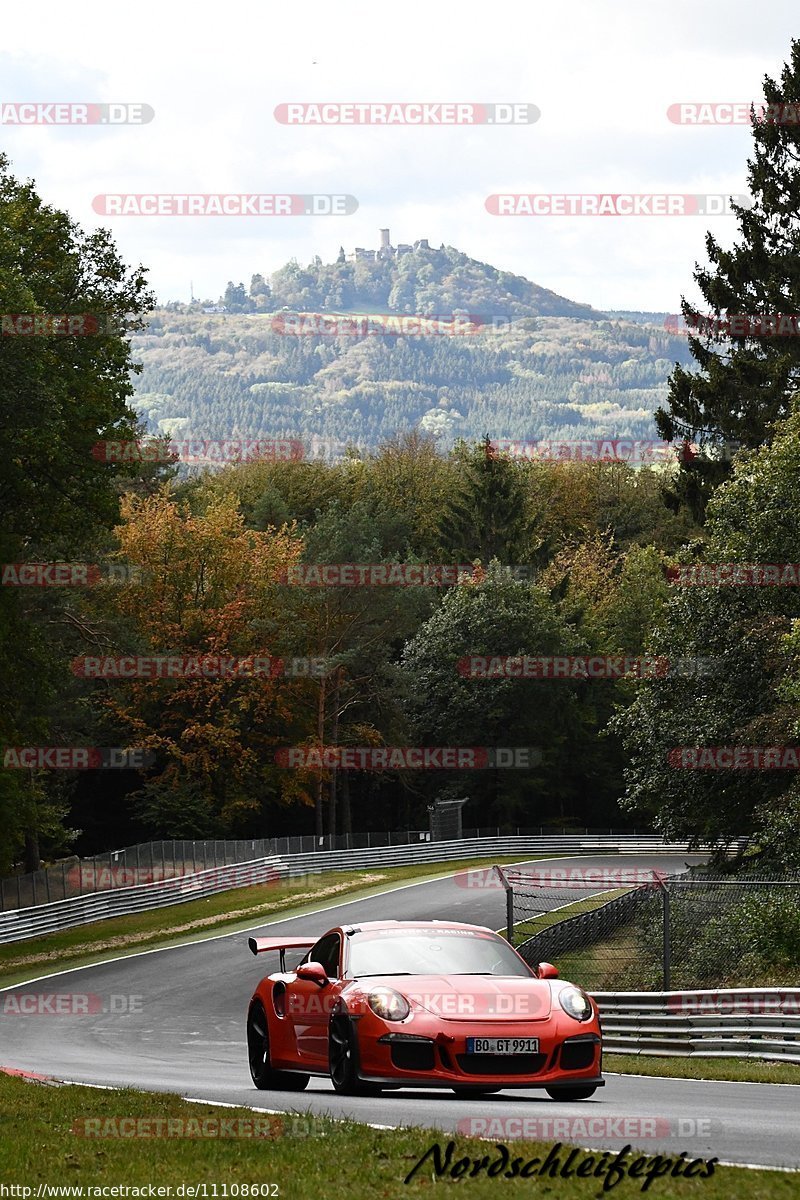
[1,854,797,1170]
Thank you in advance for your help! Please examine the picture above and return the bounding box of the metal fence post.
[493,866,514,943]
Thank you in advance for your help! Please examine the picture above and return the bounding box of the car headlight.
[558,986,593,1022]
[366,987,411,1021]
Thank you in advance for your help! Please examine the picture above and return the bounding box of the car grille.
[390,1042,436,1072]
[455,1053,547,1076]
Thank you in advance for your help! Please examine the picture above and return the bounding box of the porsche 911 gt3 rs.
[246,919,603,1098]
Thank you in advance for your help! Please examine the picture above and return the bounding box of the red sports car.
[246,919,603,1098]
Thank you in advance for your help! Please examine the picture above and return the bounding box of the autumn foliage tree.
[87,490,312,836]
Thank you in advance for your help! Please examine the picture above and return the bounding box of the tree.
[657,39,800,516]
[439,437,538,565]
[279,499,429,837]
[614,394,800,848]
[400,568,594,828]
[223,281,249,311]
[0,153,154,870]
[0,154,153,546]
[87,490,311,836]
[249,273,271,305]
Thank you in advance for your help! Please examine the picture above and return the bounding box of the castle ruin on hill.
[348,229,431,263]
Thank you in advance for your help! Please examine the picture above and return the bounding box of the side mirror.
[538,962,559,979]
[296,961,329,987]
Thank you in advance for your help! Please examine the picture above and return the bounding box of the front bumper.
[354,1014,603,1089]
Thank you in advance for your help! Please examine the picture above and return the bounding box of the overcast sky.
[2,2,797,311]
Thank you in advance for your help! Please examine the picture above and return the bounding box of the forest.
[133,245,693,452]
[4,31,800,881]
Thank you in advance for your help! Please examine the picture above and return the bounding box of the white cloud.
[1,0,797,308]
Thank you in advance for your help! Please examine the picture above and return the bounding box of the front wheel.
[328,1015,381,1096]
[247,1001,309,1091]
[545,1086,597,1101]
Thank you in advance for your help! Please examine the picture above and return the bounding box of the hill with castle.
[134,235,690,452]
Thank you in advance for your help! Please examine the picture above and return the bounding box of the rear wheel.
[451,1087,502,1097]
[328,1015,381,1096]
[545,1085,597,1101]
[247,1001,309,1091]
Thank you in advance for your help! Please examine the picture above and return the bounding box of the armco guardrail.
[0,834,713,945]
[594,989,800,1063]
[1,827,660,912]
[0,857,283,946]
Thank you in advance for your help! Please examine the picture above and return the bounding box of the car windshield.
[347,928,534,977]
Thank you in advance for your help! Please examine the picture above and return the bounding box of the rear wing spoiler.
[248,935,317,971]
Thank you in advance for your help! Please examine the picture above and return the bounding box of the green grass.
[0,855,538,988]
[511,887,630,945]
[605,1054,800,1086]
[0,1073,794,1196]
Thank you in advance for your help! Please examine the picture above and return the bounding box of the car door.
[289,932,341,1066]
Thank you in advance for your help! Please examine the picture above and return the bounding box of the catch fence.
[1,826,656,913]
[500,867,799,991]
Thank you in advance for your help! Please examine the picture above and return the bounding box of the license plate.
[465,1037,539,1055]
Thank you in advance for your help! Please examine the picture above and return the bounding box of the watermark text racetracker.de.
[0,314,124,336]
[1,563,141,586]
[65,862,283,889]
[3,748,154,770]
[667,563,800,585]
[71,1113,325,1138]
[275,746,541,769]
[488,439,674,462]
[92,438,304,464]
[270,987,549,1019]
[92,194,357,216]
[668,746,800,769]
[454,866,667,888]
[0,103,154,125]
[1,992,143,1016]
[669,991,800,1014]
[456,655,718,680]
[667,101,800,124]
[486,193,751,216]
[274,102,539,124]
[458,1115,716,1141]
[270,312,490,336]
[70,655,327,680]
[665,312,800,338]
[277,563,539,585]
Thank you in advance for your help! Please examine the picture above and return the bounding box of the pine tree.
[439,437,534,564]
[657,39,800,517]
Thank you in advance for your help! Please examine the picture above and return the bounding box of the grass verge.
[0,855,536,988]
[605,1054,800,1086]
[0,1073,794,1196]
[511,887,630,944]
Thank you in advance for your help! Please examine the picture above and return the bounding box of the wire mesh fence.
[0,825,642,912]
[503,866,800,991]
